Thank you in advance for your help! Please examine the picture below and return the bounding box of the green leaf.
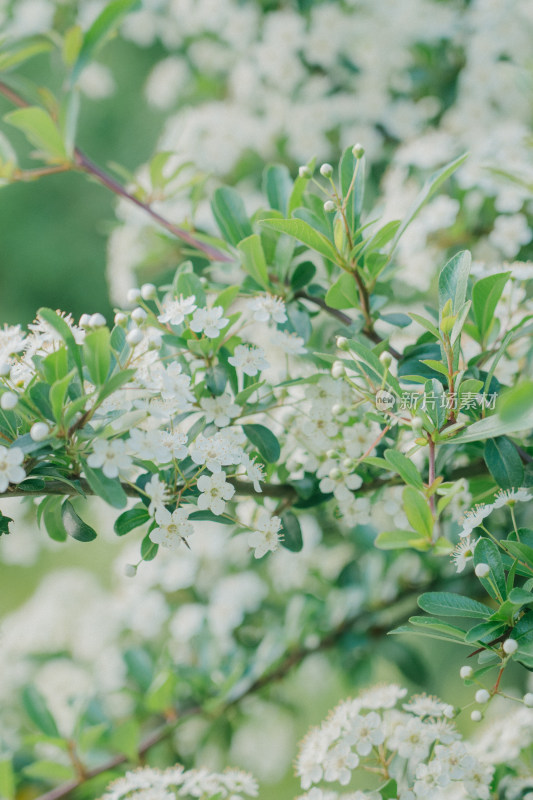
[188,510,234,524]
[464,620,507,644]
[339,145,365,230]
[83,327,111,386]
[509,588,533,606]
[503,540,533,567]
[0,512,13,536]
[145,671,178,713]
[212,186,253,245]
[22,686,60,737]
[37,308,83,383]
[72,0,140,82]
[61,500,97,541]
[23,761,73,783]
[0,35,53,72]
[237,235,270,290]
[263,164,292,215]
[81,459,128,509]
[260,218,339,263]
[498,381,533,423]
[438,250,471,316]
[280,510,303,552]
[378,778,398,800]
[449,403,533,444]
[41,347,69,384]
[110,719,140,761]
[41,496,68,542]
[383,449,424,489]
[124,647,153,691]
[418,592,492,619]
[242,424,280,462]
[391,153,468,253]
[215,284,240,311]
[325,272,358,310]
[474,537,507,601]
[290,261,316,291]
[484,437,524,490]
[403,486,433,538]
[176,269,206,307]
[0,759,15,800]
[5,107,67,162]
[408,616,467,641]
[50,370,75,423]
[375,529,430,550]
[114,505,150,536]
[408,312,440,339]
[96,368,136,404]
[423,377,446,430]
[472,272,511,339]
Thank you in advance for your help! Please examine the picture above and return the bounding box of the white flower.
[159,430,188,461]
[0,323,25,363]
[189,433,242,473]
[346,711,385,755]
[127,428,169,463]
[157,294,197,326]
[190,306,229,338]
[240,454,264,492]
[247,295,287,323]
[228,345,269,376]
[451,536,478,573]
[87,439,132,479]
[200,393,241,427]
[323,742,359,785]
[144,474,171,515]
[493,487,532,509]
[402,694,454,719]
[150,506,193,550]
[197,472,235,515]
[248,513,283,558]
[459,503,493,537]
[272,329,307,354]
[413,759,449,796]
[0,446,25,492]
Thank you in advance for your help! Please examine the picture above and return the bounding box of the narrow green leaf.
[37,308,83,383]
[237,235,270,290]
[408,615,467,640]
[5,107,67,162]
[484,436,524,490]
[242,423,280,462]
[375,529,430,550]
[22,686,59,737]
[72,0,140,82]
[212,186,253,245]
[0,759,15,800]
[263,164,292,215]
[474,537,507,600]
[280,510,303,552]
[403,486,433,538]
[438,250,471,316]
[50,370,75,423]
[114,505,150,536]
[259,218,339,263]
[383,449,423,489]
[61,500,97,541]
[96,368,136,404]
[472,272,511,339]
[83,327,111,386]
[418,591,492,619]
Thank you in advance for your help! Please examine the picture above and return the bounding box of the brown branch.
[0,80,231,264]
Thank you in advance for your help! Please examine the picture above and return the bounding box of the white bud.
[523,693,533,707]
[379,351,392,368]
[324,200,336,212]
[332,361,345,379]
[79,313,92,328]
[298,165,312,179]
[326,449,338,459]
[0,392,17,410]
[332,403,345,416]
[126,328,144,346]
[124,564,137,578]
[328,468,342,481]
[127,288,141,304]
[114,312,127,326]
[342,458,354,470]
[200,277,208,286]
[0,362,11,377]
[475,563,490,578]
[336,336,348,350]
[131,307,147,324]
[503,638,518,655]
[30,422,50,442]
[320,163,333,178]
[443,704,455,719]
[459,666,473,679]
[352,143,365,158]
[89,312,106,328]
[141,283,156,300]
[470,710,482,722]
[475,689,490,704]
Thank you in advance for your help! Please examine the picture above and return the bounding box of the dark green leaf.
[418,592,492,619]
[243,424,280,462]
[383,449,424,489]
[438,250,471,316]
[61,500,97,541]
[22,686,59,737]
[484,436,524,490]
[83,327,111,386]
[81,459,128,509]
[237,235,270,290]
[263,164,292,215]
[472,272,511,339]
[260,218,338,263]
[212,187,253,245]
[114,505,150,536]
[280,510,303,552]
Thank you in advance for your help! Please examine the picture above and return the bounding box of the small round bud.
[320,163,334,178]
[460,665,473,679]
[30,422,49,442]
[475,689,490,704]
[379,351,392,368]
[475,563,490,578]
[131,307,147,324]
[326,449,338,460]
[336,336,349,350]
[415,436,428,446]
[323,200,336,212]
[342,458,354,470]
[89,312,106,328]
[200,276,208,286]
[503,638,518,655]
[298,165,312,179]
[124,564,137,578]
[127,288,141,304]
[126,328,144,347]
[328,468,342,481]
[523,693,533,707]
[331,361,345,379]
[470,710,482,722]
[141,283,156,300]
[114,312,127,326]
[0,392,17,410]
[0,362,11,377]
[79,313,91,328]
[332,403,345,416]
[352,143,365,158]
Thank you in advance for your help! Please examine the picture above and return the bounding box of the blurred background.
[0,0,533,797]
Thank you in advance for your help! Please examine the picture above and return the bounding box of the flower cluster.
[99,765,258,800]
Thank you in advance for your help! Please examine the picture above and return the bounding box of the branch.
[0,81,231,264]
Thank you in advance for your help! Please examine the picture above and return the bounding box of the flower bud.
[352,143,365,158]
[0,362,11,377]
[459,665,473,679]
[328,468,342,481]
[342,458,354,470]
[89,312,106,328]
[503,638,518,655]
[124,564,137,577]
[323,200,336,212]
[326,449,338,459]
[470,710,482,722]
[331,361,345,379]
[415,436,428,446]
[79,313,92,328]
[336,336,348,350]
[141,283,156,300]
[0,392,17,410]
[114,312,127,326]
[30,422,50,442]
[523,693,533,707]
[332,403,345,416]
[475,689,490,704]
[126,328,144,346]
[320,163,333,178]
[298,165,312,179]
[131,307,147,324]
[127,288,141,304]
[379,351,392,368]
[475,563,490,578]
